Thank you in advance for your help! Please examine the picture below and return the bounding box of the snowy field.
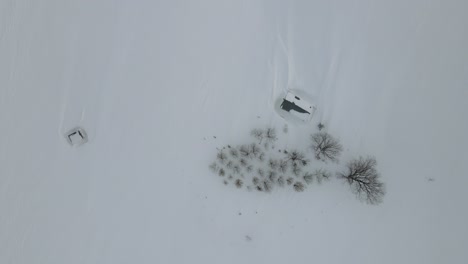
[1,0,468,263]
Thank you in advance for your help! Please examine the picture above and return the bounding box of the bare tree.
[250,143,262,158]
[257,168,265,177]
[268,171,277,182]
[235,179,243,188]
[251,129,265,143]
[303,169,331,184]
[239,145,250,157]
[209,162,219,172]
[303,172,314,184]
[338,157,385,205]
[311,132,343,162]
[217,151,228,164]
[293,182,305,192]
[263,180,273,192]
[292,165,302,177]
[252,177,260,185]
[233,164,241,174]
[218,168,226,177]
[277,176,285,186]
[229,148,239,158]
[268,159,279,170]
[238,143,262,159]
[265,128,277,143]
[239,158,248,167]
[258,152,265,162]
[285,150,309,168]
[278,160,288,173]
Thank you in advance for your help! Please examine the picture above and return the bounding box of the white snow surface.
[1,1,468,263]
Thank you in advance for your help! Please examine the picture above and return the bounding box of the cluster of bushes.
[209,125,385,205]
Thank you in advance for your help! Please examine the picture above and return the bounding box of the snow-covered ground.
[1,0,467,263]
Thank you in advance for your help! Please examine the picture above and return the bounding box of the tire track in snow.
[0,0,15,43]
[268,5,297,110]
[1,0,18,95]
[268,29,291,108]
[316,50,342,124]
[57,4,120,144]
[200,77,210,110]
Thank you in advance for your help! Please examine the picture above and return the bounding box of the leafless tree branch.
[311,132,343,162]
[338,157,385,204]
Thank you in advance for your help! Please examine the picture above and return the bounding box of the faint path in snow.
[0,0,14,43]
[57,4,120,143]
[200,77,211,110]
[316,49,342,124]
[266,2,295,126]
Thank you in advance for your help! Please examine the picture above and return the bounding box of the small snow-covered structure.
[65,127,88,146]
[280,92,316,122]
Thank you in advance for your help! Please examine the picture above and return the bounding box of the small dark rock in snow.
[245,235,252,241]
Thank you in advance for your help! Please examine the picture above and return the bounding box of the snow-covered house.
[280,92,316,121]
